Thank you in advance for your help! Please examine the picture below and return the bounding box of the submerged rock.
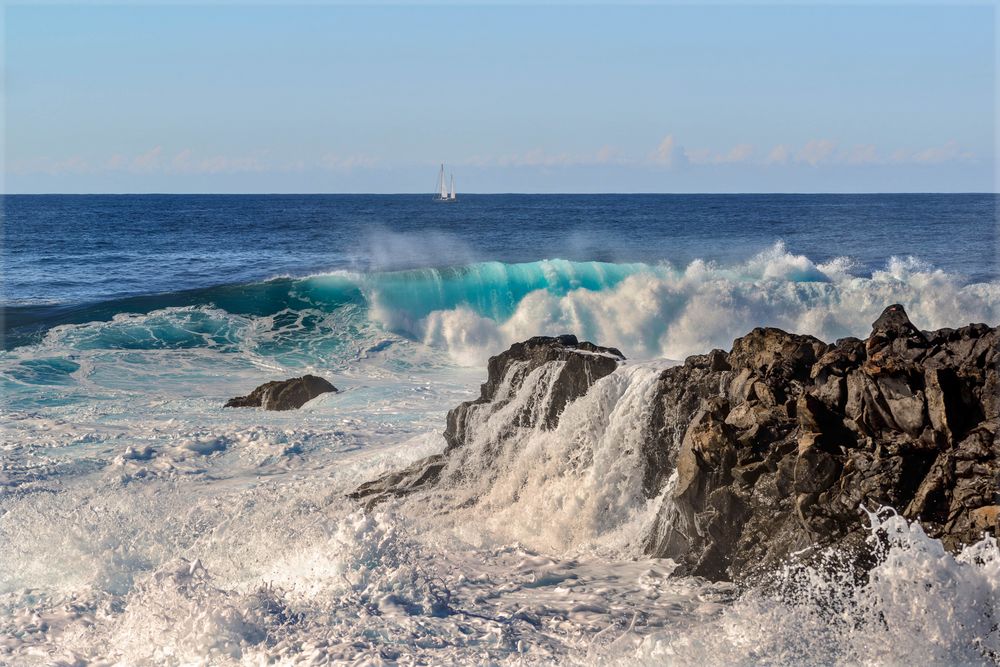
[225,375,337,411]
[352,306,998,582]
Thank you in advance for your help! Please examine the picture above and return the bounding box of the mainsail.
[438,164,448,200]
[435,164,457,201]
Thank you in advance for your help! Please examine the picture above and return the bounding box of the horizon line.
[5,191,998,196]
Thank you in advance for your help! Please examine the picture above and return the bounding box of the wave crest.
[6,244,999,369]
[416,244,1000,364]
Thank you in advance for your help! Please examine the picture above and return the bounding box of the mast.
[438,164,447,199]
[449,174,455,199]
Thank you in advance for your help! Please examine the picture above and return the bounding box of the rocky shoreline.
[352,306,998,582]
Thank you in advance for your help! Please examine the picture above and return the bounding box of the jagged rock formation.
[642,304,998,580]
[350,335,625,506]
[225,374,337,411]
[352,307,998,582]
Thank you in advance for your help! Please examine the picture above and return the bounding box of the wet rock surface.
[349,335,624,506]
[225,374,337,411]
[444,335,624,451]
[353,306,998,581]
[643,304,999,580]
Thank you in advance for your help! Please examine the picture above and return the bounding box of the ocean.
[2,193,999,664]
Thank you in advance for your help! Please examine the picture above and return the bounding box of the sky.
[4,3,997,193]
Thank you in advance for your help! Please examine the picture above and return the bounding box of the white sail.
[438,164,447,199]
[449,174,456,200]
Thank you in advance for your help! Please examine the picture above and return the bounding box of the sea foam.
[8,243,999,371]
[417,243,1000,365]
[625,509,1000,666]
[2,244,999,664]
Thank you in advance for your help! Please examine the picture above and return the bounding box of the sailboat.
[435,164,457,202]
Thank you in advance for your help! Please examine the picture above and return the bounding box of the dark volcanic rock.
[352,305,998,582]
[644,304,999,580]
[445,334,624,451]
[225,375,337,411]
[350,335,624,506]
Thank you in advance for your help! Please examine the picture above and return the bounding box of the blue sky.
[5,4,996,193]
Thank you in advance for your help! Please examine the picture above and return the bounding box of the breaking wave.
[5,242,1000,369]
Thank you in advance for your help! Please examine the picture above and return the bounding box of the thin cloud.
[8,156,92,175]
[8,137,983,180]
[172,148,195,171]
[842,144,879,165]
[765,144,790,165]
[725,143,754,163]
[763,139,978,167]
[169,148,269,174]
[685,143,754,165]
[497,149,573,167]
[595,145,619,164]
[131,146,162,172]
[319,153,378,170]
[843,141,977,166]
[910,140,976,164]
[474,146,626,168]
[651,134,683,166]
[795,139,837,166]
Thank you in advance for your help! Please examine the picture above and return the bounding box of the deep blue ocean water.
[4,193,997,349]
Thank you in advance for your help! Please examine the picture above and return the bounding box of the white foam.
[403,362,673,558]
[622,509,1000,666]
[413,243,1000,365]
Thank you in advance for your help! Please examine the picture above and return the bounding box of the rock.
[793,433,841,494]
[350,335,624,507]
[970,505,1000,535]
[349,454,448,506]
[445,334,623,451]
[225,375,337,411]
[866,303,928,359]
[729,327,827,383]
[644,304,998,580]
[641,354,734,497]
[351,304,999,582]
